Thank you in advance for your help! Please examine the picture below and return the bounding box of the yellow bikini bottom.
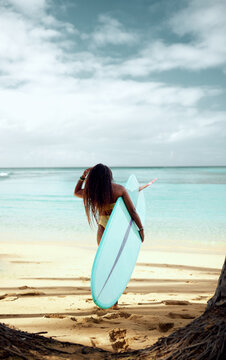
[99,215,110,229]
[98,202,115,229]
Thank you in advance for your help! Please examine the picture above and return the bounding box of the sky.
[0,0,226,167]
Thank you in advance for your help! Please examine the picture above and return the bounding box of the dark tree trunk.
[0,322,109,359]
[206,256,226,310]
[128,257,226,360]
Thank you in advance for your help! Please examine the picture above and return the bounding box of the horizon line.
[1,165,226,169]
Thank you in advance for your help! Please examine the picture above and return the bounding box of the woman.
[74,164,144,245]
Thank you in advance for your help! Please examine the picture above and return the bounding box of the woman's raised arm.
[74,168,92,198]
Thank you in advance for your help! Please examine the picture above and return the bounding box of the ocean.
[0,167,226,253]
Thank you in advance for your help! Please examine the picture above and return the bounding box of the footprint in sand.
[1,290,45,300]
[109,328,129,352]
[168,312,195,319]
[18,286,34,290]
[74,316,104,327]
[93,308,106,316]
[44,314,66,319]
[103,311,132,320]
[192,295,208,301]
[147,324,157,331]
[109,329,127,340]
[158,322,174,332]
[163,300,190,305]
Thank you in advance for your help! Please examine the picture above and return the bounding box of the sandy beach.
[0,240,224,353]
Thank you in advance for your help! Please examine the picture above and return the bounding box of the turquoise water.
[0,167,226,251]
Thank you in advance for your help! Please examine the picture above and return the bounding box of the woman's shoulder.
[112,183,126,197]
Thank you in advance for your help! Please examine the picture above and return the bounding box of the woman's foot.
[111,301,119,310]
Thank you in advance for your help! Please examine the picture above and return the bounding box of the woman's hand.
[82,167,92,178]
[139,229,144,242]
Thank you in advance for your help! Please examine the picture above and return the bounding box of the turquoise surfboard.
[91,174,145,309]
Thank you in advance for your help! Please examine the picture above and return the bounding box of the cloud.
[0,1,80,88]
[6,0,48,16]
[91,14,138,46]
[170,0,226,39]
[169,0,226,67]
[117,39,226,76]
[0,0,225,166]
[0,75,224,166]
[108,0,226,77]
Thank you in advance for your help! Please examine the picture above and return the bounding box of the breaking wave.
[0,172,10,178]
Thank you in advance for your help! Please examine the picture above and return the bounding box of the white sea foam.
[0,172,9,177]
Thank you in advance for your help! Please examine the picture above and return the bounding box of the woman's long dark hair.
[83,164,113,226]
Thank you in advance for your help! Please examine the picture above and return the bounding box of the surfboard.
[91,174,145,309]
